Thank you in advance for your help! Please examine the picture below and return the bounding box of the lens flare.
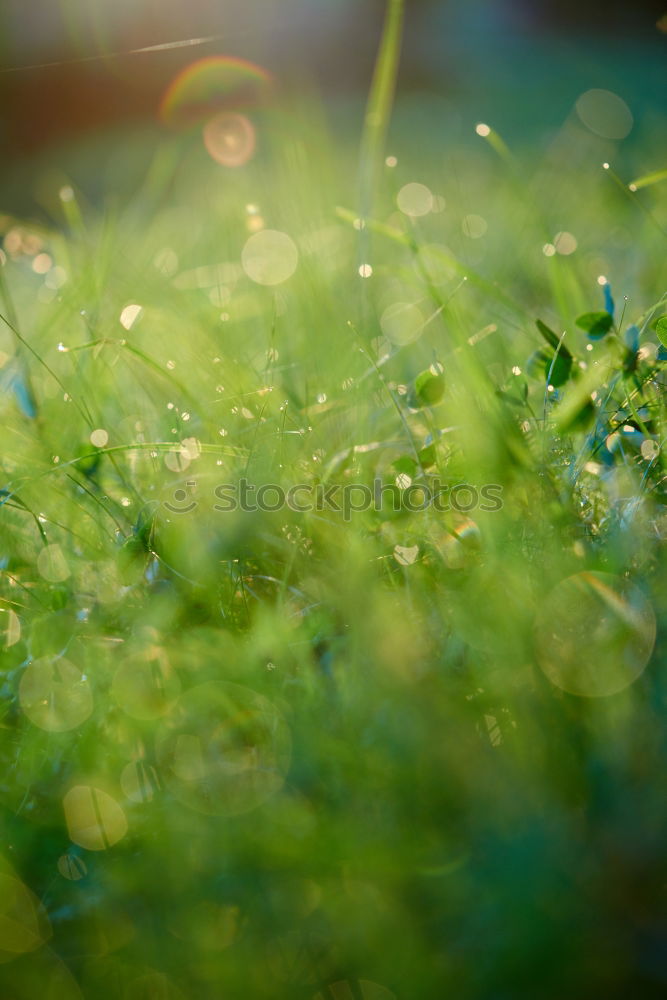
[203,112,256,167]
[159,57,271,129]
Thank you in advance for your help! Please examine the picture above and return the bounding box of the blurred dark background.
[1,0,665,154]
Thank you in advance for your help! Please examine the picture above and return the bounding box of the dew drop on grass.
[63,785,128,851]
[535,572,656,697]
[19,656,93,732]
[358,263,373,278]
[475,123,491,137]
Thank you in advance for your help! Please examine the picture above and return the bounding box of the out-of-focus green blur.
[0,1,667,997]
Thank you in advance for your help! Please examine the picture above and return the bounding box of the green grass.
[1,21,667,997]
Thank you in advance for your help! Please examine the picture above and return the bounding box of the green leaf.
[526,348,572,388]
[559,398,596,433]
[575,311,613,340]
[413,369,445,407]
[655,315,667,348]
[628,167,667,191]
[392,455,418,479]
[418,443,437,468]
[535,319,572,360]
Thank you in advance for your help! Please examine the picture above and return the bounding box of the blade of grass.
[358,0,405,247]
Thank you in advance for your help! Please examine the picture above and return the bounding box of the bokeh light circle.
[242,230,299,286]
[0,873,50,961]
[575,89,633,140]
[112,644,181,721]
[397,182,433,217]
[535,572,656,697]
[19,657,93,732]
[63,785,128,851]
[37,544,70,583]
[380,301,424,345]
[57,855,87,881]
[462,214,488,239]
[1,608,21,648]
[156,681,291,816]
[120,760,161,804]
[203,113,256,167]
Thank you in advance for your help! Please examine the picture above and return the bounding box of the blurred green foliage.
[0,35,666,997]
